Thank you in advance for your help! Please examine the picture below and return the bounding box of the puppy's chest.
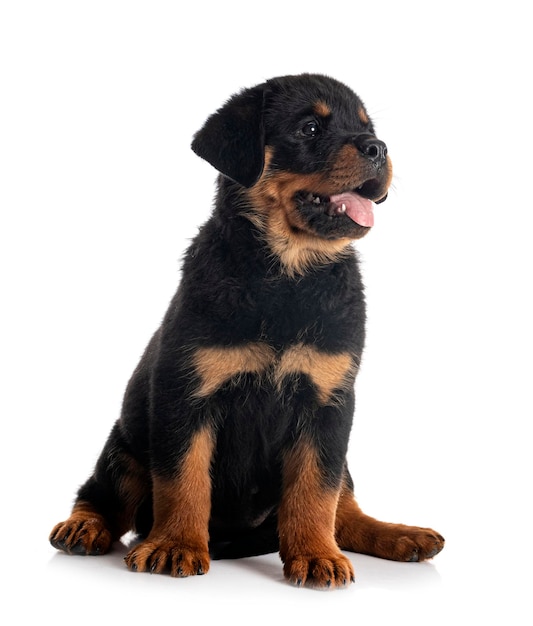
[191,340,357,406]
[185,261,364,405]
[191,277,361,405]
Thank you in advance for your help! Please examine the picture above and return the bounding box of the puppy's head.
[192,74,393,274]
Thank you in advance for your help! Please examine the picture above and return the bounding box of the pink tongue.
[330,192,374,227]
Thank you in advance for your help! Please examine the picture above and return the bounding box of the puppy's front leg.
[125,426,214,577]
[278,437,354,588]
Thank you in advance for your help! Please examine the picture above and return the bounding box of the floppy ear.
[191,85,267,188]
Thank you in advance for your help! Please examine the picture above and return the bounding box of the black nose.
[354,134,388,166]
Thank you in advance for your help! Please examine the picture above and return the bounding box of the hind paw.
[49,514,112,555]
[388,526,445,562]
[358,523,445,562]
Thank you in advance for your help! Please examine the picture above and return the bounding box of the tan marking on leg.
[116,453,150,533]
[276,343,356,404]
[49,501,113,555]
[278,439,354,587]
[50,453,150,555]
[192,342,275,397]
[124,426,215,576]
[335,477,445,562]
[151,426,214,543]
[278,440,339,555]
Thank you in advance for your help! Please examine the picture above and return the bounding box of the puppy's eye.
[300,121,319,137]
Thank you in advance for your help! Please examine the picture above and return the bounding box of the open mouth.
[296,187,376,228]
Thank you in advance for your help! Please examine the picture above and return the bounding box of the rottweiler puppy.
[50,73,444,588]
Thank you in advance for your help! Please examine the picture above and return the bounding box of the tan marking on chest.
[276,343,356,404]
[192,342,356,405]
[192,342,276,398]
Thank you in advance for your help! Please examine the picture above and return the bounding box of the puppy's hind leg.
[49,422,151,556]
[334,472,445,563]
[49,499,113,556]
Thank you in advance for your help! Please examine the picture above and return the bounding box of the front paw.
[125,539,210,577]
[283,552,355,589]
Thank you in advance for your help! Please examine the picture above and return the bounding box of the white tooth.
[313,196,321,204]
[340,203,346,212]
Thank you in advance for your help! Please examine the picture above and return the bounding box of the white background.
[1,1,532,624]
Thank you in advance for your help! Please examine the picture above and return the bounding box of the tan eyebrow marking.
[313,100,331,117]
[358,106,369,125]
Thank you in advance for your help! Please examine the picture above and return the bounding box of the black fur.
[50,74,443,586]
